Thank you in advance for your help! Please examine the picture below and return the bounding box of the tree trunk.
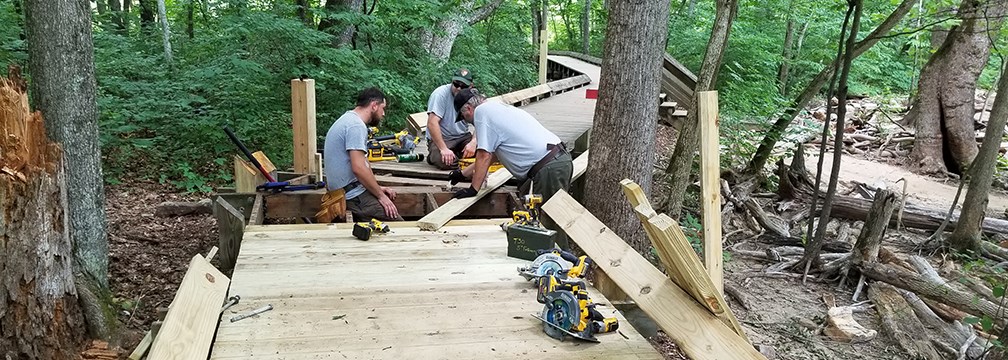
[0,68,87,360]
[906,0,1008,175]
[581,0,590,54]
[419,0,506,62]
[787,22,809,95]
[560,1,576,50]
[319,0,363,48]
[23,0,114,339]
[584,0,670,254]
[157,0,173,64]
[746,0,915,175]
[122,0,131,30]
[778,17,795,95]
[296,0,312,26]
[687,0,696,18]
[949,63,1008,251]
[851,189,897,264]
[531,0,542,47]
[108,0,124,31]
[867,282,943,360]
[662,0,737,219]
[95,0,108,16]
[140,0,155,30]
[186,0,194,39]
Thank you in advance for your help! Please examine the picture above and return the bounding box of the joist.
[415,150,590,231]
[214,197,246,275]
[148,254,230,360]
[265,186,515,220]
[542,191,764,360]
[621,179,749,342]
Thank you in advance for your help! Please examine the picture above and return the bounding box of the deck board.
[210,221,659,359]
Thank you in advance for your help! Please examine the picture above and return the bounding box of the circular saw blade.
[541,291,580,340]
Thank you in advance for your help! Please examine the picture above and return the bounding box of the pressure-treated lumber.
[697,91,723,295]
[538,29,548,84]
[542,191,764,360]
[127,331,153,360]
[148,254,230,359]
[251,151,276,176]
[418,168,514,230]
[213,197,245,275]
[621,180,749,341]
[416,150,590,231]
[291,78,317,174]
[233,155,263,193]
[248,194,264,226]
[264,187,514,220]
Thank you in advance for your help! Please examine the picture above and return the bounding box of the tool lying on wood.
[353,219,390,241]
[367,128,421,162]
[230,304,273,323]
[220,295,240,314]
[223,125,275,182]
[531,268,618,342]
[518,248,590,282]
[256,181,326,193]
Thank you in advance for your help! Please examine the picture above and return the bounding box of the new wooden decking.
[209,221,660,359]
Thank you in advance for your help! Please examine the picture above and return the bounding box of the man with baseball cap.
[447,88,574,249]
[424,68,478,170]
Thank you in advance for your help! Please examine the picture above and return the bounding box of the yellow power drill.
[352,219,390,241]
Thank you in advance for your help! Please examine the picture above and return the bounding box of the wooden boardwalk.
[210,221,659,359]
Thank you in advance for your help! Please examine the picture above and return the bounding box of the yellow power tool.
[458,157,505,173]
[367,127,421,162]
[530,253,619,342]
[352,219,390,241]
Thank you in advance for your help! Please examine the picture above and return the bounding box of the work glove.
[448,169,466,185]
[453,186,478,199]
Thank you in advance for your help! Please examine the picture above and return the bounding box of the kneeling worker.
[426,69,478,169]
[317,87,403,223]
[448,88,574,248]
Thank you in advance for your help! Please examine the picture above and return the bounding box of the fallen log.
[829,193,1008,236]
[898,289,987,359]
[155,199,212,217]
[867,282,942,360]
[860,261,1001,322]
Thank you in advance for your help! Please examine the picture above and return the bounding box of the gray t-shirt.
[324,110,367,200]
[474,102,561,179]
[425,84,470,142]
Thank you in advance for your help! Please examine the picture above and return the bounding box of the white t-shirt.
[474,102,561,179]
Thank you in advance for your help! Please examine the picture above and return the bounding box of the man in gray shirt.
[322,87,402,222]
[447,88,574,248]
[426,68,477,169]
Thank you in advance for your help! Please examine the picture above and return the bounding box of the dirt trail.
[805,151,1008,216]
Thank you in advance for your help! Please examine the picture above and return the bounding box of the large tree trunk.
[531,0,546,47]
[745,0,915,175]
[186,0,195,39]
[0,69,86,360]
[318,0,364,48]
[662,0,737,218]
[949,62,1008,251]
[581,0,590,53]
[24,0,115,339]
[419,0,506,62]
[778,17,795,94]
[157,0,173,63]
[907,0,1008,175]
[108,0,124,30]
[583,0,670,253]
[139,0,155,30]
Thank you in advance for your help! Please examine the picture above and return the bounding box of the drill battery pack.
[505,223,556,261]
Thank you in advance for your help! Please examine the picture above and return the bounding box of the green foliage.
[0,1,536,192]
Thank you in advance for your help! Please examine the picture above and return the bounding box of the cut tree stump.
[852,189,897,264]
[867,282,942,360]
[0,69,86,358]
[823,306,877,343]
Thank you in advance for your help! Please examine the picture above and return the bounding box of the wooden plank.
[697,91,723,295]
[572,149,589,180]
[660,101,677,109]
[542,191,764,360]
[621,181,749,341]
[417,168,514,230]
[233,155,262,193]
[424,193,439,213]
[291,78,317,174]
[538,29,548,84]
[375,174,454,188]
[249,194,264,226]
[250,151,276,176]
[148,254,230,360]
[214,197,246,274]
[314,152,323,182]
[127,331,153,360]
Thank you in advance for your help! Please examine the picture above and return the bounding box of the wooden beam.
[314,152,323,182]
[424,193,439,214]
[233,155,263,193]
[622,182,749,341]
[375,174,454,188]
[213,197,245,274]
[538,29,548,84]
[249,194,264,226]
[418,169,514,230]
[291,78,317,175]
[127,331,153,360]
[251,151,276,177]
[147,254,230,359]
[542,191,764,360]
[572,149,589,180]
[264,187,512,220]
[697,91,723,295]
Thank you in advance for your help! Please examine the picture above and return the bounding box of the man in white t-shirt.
[447,88,574,248]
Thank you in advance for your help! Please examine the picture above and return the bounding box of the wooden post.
[213,197,246,274]
[233,155,263,193]
[538,30,548,84]
[697,91,723,295]
[291,78,317,175]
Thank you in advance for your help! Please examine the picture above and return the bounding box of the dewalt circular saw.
[531,273,619,342]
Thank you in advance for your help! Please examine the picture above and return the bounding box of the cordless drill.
[352,219,390,241]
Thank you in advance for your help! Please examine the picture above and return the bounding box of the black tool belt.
[527,143,568,179]
[342,180,362,192]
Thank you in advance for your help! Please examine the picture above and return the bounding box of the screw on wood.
[229,304,273,323]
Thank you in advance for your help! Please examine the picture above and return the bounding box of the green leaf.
[994,285,1005,298]
[982,316,995,332]
[964,316,981,325]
